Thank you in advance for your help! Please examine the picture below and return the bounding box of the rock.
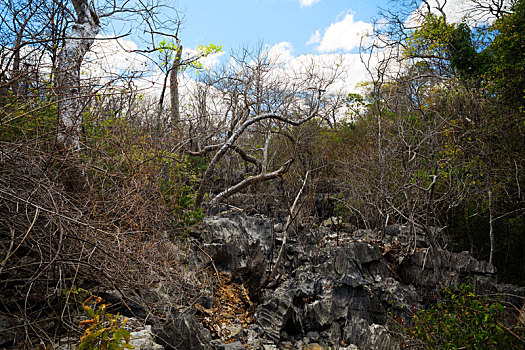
[241,325,265,350]
[196,211,274,301]
[153,312,213,350]
[130,325,164,350]
[194,211,521,350]
[400,248,497,293]
[302,343,326,350]
[351,229,376,241]
[256,283,295,342]
[223,341,245,349]
[306,331,320,342]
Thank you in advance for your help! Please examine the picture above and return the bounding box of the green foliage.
[485,0,525,110]
[404,14,454,60]
[447,23,483,77]
[0,100,58,144]
[403,283,524,349]
[157,39,222,70]
[77,295,133,350]
[403,13,491,79]
[159,154,206,229]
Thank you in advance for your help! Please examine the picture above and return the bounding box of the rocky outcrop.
[190,210,523,349]
[153,312,215,350]
[196,210,274,301]
[43,211,518,349]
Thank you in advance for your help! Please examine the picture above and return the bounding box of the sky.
[90,0,508,96]
[177,0,386,56]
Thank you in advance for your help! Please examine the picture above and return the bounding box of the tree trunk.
[488,171,495,265]
[194,110,319,209]
[56,0,100,152]
[170,43,182,136]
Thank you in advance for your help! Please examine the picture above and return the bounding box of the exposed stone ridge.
[191,211,518,349]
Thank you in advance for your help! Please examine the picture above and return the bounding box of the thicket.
[400,283,525,349]
[0,98,210,347]
[0,0,524,347]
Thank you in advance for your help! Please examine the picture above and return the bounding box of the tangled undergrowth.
[397,283,525,349]
[0,113,210,347]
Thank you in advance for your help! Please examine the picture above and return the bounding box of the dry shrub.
[0,118,209,346]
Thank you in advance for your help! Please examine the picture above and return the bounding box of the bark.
[488,171,495,265]
[186,144,262,169]
[170,43,182,135]
[208,159,292,207]
[57,0,100,152]
[267,169,310,284]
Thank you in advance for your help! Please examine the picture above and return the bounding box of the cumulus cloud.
[299,0,321,8]
[83,36,227,96]
[85,35,147,77]
[310,12,373,53]
[183,47,226,70]
[267,41,295,64]
[266,41,375,94]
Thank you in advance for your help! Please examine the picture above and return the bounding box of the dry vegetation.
[1,0,525,347]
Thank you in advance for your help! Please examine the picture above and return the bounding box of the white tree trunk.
[57,0,100,152]
[488,172,495,265]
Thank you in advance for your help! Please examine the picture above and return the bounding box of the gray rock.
[130,325,164,350]
[223,341,245,350]
[306,331,320,342]
[196,212,274,300]
[400,248,497,292]
[153,312,213,350]
[194,211,521,350]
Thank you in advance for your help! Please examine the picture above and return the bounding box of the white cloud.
[84,35,148,80]
[184,47,226,70]
[314,12,373,53]
[299,0,321,8]
[306,30,321,46]
[267,41,295,64]
[266,41,375,94]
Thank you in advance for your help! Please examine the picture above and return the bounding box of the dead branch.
[208,159,293,207]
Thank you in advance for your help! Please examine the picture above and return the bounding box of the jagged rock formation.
[190,210,523,349]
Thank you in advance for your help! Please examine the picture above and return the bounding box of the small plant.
[77,295,134,350]
[401,283,525,349]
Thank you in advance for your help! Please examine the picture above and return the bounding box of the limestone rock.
[130,325,164,350]
[153,312,213,350]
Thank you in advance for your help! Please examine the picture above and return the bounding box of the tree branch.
[194,95,321,209]
[208,159,293,207]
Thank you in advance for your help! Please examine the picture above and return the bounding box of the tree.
[56,0,100,152]
[359,0,525,275]
[181,46,343,210]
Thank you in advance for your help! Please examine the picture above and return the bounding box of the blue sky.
[94,0,393,95]
[177,0,387,55]
[94,0,500,95]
